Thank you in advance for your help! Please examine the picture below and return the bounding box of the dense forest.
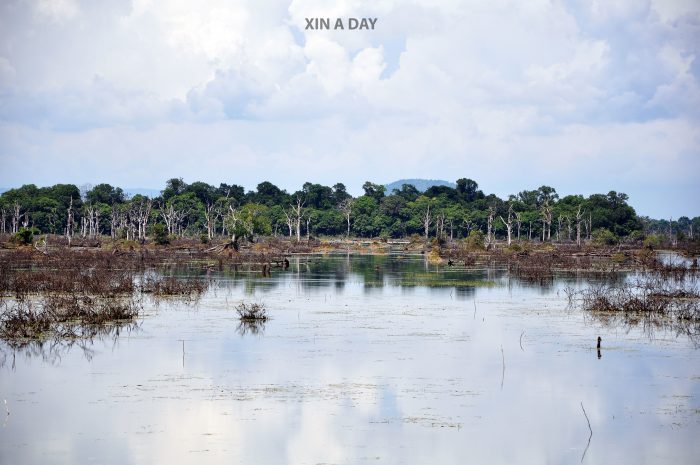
[0,178,697,246]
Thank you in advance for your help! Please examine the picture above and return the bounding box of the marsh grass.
[0,295,140,340]
[567,273,700,342]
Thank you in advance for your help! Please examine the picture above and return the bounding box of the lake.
[1,253,698,464]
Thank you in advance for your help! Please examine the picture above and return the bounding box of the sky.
[0,0,698,218]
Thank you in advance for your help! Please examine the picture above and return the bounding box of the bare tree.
[82,204,102,239]
[225,204,241,244]
[515,211,522,241]
[65,197,74,245]
[11,202,22,234]
[422,204,432,240]
[435,211,446,240]
[556,215,564,242]
[203,201,222,241]
[499,204,514,246]
[338,198,354,237]
[575,205,585,247]
[462,217,475,237]
[486,206,495,248]
[131,198,153,241]
[109,205,121,239]
[291,195,305,243]
[283,210,294,237]
[540,200,552,242]
[160,200,187,236]
[0,207,6,234]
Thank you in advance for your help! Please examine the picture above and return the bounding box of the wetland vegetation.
[0,179,698,464]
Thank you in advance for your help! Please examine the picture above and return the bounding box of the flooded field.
[1,254,699,464]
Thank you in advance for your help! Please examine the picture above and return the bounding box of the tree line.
[1,178,697,246]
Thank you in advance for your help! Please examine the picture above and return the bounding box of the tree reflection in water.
[0,321,139,368]
[236,319,266,337]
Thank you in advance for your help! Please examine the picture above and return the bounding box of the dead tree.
[203,201,222,241]
[82,204,101,238]
[556,215,564,242]
[11,202,22,234]
[499,204,514,246]
[160,200,186,236]
[132,198,153,241]
[486,206,495,248]
[422,204,432,240]
[575,205,585,247]
[65,197,74,245]
[515,211,522,241]
[540,200,552,242]
[283,210,294,237]
[110,205,121,239]
[338,198,354,237]
[81,213,87,238]
[0,207,6,234]
[436,212,446,240]
[291,195,305,243]
[462,218,474,235]
[225,205,241,246]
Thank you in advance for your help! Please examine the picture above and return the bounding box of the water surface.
[1,254,698,464]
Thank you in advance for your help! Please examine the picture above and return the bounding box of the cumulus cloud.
[0,0,698,217]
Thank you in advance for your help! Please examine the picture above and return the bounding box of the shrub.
[152,224,169,245]
[464,230,485,250]
[592,228,618,246]
[643,233,662,249]
[11,228,34,245]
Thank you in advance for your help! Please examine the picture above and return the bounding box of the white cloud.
[0,0,698,216]
[34,0,79,23]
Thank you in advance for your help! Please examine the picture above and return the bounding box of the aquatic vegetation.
[235,302,268,321]
[140,275,208,296]
[0,295,139,340]
[566,274,700,342]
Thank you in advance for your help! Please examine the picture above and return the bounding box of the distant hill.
[124,188,161,199]
[384,179,455,193]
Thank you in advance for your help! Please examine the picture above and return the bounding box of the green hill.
[385,179,455,193]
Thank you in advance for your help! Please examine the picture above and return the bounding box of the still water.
[1,254,698,464]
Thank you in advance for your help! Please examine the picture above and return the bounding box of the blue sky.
[0,0,698,218]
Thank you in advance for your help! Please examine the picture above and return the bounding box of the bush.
[507,242,523,252]
[643,233,662,249]
[151,224,169,245]
[12,228,34,245]
[592,228,618,246]
[464,230,485,250]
